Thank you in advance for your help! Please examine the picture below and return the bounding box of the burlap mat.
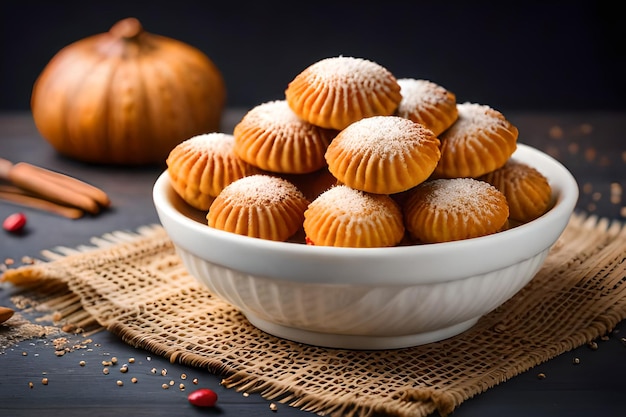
[2,212,625,417]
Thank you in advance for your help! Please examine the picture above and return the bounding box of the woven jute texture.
[2,213,625,417]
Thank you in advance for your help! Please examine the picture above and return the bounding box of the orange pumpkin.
[31,17,226,165]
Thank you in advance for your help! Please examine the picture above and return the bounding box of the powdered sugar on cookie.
[181,133,236,155]
[219,175,305,205]
[448,102,513,135]
[308,56,395,87]
[310,185,396,218]
[331,116,437,155]
[243,100,305,128]
[397,79,450,108]
[419,178,503,212]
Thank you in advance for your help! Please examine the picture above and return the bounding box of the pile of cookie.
[166,56,552,247]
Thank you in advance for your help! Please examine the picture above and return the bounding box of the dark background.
[1,0,625,114]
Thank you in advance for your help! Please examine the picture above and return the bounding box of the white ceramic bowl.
[153,143,578,350]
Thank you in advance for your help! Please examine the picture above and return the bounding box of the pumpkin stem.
[109,17,144,39]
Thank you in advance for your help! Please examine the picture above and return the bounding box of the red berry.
[187,388,218,407]
[3,212,27,233]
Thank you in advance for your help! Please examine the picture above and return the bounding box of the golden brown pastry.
[324,116,441,194]
[207,174,309,242]
[479,159,552,223]
[395,78,459,136]
[285,56,402,130]
[303,185,405,248]
[233,100,336,174]
[166,133,259,211]
[403,178,509,243]
[432,102,518,179]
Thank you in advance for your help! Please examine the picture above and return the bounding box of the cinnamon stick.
[20,163,111,208]
[0,158,111,215]
[5,162,104,214]
[0,185,85,219]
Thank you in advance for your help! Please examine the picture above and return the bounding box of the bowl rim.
[153,143,579,284]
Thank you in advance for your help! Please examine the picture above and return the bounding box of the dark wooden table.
[1,109,625,416]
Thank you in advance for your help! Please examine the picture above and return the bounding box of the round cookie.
[285,56,402,130]
[166,133,259,211]
[233,100,336,174]
[479,159,552,223]
[395,78,459,136]
[403,177,509,243]
[432,102,518,179]
[324,116,441,194]
[303,185,405,248]
[207,174,309,242]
